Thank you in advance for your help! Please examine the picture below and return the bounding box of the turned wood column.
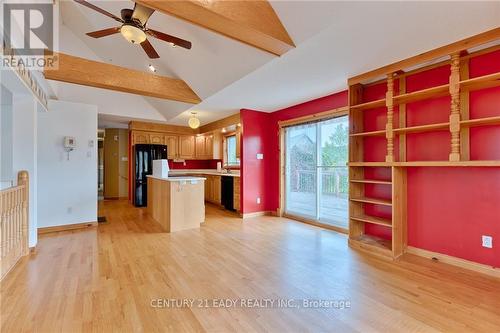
[449,53,461,162]
[386,74,395,163]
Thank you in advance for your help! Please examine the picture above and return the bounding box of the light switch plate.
[256,153,264,160]
[482,235,493,248]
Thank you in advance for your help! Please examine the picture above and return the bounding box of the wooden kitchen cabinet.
[195,136,206,158]
[195,134,215,159]
[213,176,221,204]
[164,135,178,159]
[132,131,149,145]
[204,175,221,205]
[212,132,222,159]
[233,177,240,212]
[205,135,214,157]
[235,128,241,158]
[149,133,165,145]
[179,135,195,159]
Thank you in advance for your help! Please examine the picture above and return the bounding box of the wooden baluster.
[449,53,461,161]
[386,74,395,162]
[17,171,29,255]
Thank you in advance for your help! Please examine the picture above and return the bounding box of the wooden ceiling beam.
[44,52,201,104]
[136,0,295,56]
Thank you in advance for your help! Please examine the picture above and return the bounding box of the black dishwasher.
[221,176,234,211]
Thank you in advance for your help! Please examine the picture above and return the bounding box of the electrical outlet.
[482,235,493,248]
[256,197,261,204]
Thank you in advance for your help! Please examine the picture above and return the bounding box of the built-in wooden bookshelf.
[347,29,500,259]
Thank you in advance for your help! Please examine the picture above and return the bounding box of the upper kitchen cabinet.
[235,127,241,159]
[195,134,217,159]
[132,131,149,145]
[164,135,178,159]
[149,133,165,145]
[212,132,222,160]
[179,135,196,159]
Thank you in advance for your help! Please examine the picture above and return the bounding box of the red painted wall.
[240,109,275,213]
[240,50,499,267]
[406,51,500,267]
[240,91,348,214]
[168,159,221,169]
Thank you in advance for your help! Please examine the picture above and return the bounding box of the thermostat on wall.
[64,136,76,150]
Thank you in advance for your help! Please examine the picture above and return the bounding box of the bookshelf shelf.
[349,235,392,257]
[348,162,392,167]
[350,99,386,111]
[393,84,449,105]
[393,122,449,134]
[350,214,392,227]
[394,161,500,167]
[349,129,386,137]
[350,196,392,206]
[460,116,500,128]
[350,179,392,185]
[460,72,500,91]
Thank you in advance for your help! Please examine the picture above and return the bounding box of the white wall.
[37,100,97,228]
[1,85,14,189]
[11,95,39,247]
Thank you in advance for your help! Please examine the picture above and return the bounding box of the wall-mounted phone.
[64,136,76,160]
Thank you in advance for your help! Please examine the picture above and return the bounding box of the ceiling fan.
[74,0,192,59]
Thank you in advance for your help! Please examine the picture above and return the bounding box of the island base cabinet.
[147,177,205,232]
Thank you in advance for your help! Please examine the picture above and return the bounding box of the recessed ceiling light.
[170,43,176,48]
[148,64,156,72]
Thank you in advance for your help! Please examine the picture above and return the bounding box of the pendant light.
[188,112,200,129]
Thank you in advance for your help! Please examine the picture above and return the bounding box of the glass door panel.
[284,115,348,229]
[285,123,317,218]
[318,116,349,228]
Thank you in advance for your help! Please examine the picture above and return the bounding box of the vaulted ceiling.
[48,1,500,128]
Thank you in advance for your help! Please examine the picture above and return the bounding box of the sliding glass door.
[285,123,317,219]
[284,116,349,229]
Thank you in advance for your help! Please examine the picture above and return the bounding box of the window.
[225,135,240,166]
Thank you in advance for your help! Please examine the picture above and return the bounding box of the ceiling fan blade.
[74,0,123,23]
[146,29,192,50]
[141,39,160,59]
[132,3,155,26]
[86,27,120,38]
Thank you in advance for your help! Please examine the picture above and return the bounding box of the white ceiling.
[50,1,500,127]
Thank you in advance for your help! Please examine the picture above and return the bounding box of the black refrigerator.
[134,144,168,207]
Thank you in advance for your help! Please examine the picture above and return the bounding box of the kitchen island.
[167,169,240,212]
[147,175,206,232]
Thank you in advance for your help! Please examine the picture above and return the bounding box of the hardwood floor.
[1,200,499,332]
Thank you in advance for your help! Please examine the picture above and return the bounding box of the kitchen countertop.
[168,169,240,177]
[147,175,206,182]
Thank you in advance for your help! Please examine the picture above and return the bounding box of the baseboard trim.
[406,246,500,279]
[241,211,272,219]
[38,221,97,235]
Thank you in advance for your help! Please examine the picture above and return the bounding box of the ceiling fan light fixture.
[120,23,146,44]
[188,112,200,129]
